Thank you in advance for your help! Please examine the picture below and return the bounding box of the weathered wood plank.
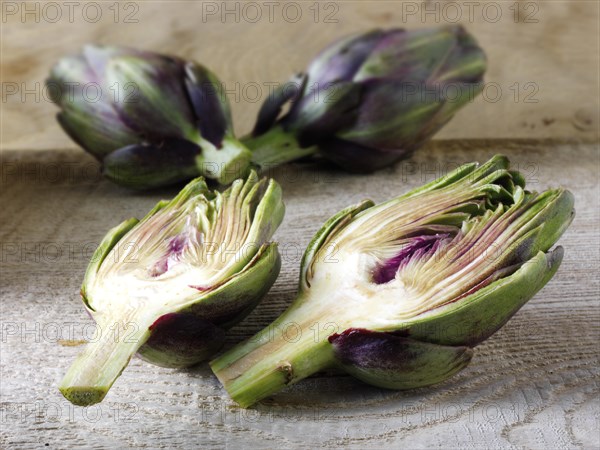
[1,1,598,151]
[1,140,598,448]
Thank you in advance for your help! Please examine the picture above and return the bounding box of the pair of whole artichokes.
[48,25,486,188]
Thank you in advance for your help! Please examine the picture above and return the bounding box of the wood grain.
[1,140,598,448]
[1,1,599,152]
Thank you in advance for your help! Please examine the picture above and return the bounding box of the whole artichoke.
[60,172,284,406]
[211,155,574,408]
[245,25,487,172]
[47,45,253,187]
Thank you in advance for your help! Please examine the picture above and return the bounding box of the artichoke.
[59,172,284,406]
[47,45,254,187]
[244,25,486,172]
[211,155,574,408]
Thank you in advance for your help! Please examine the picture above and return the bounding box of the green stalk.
[195,136,254,185]
[242,126,318,172]
[210,295,340,408]
[59,310,155,406]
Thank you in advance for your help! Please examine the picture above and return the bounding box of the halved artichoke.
[60,172,284,406]
[211,155,574,407]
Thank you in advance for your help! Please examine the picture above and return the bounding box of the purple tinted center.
[149,233,190,277]
[372,234,448,284]
[168,234,186,254]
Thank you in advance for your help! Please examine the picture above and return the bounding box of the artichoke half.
[60,173,284,406]
[211,155,574,408]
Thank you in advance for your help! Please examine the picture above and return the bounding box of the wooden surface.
[1,140,598,448]
[2,0,599,447]
[1,1,599,151]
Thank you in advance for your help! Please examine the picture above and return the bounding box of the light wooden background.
[1,1,599,449]
[1,0,599,151]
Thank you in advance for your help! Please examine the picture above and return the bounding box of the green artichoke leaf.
[81,217,139,311]
[180,242,281,328]
[401,248,564,346]
[330,328,473,390]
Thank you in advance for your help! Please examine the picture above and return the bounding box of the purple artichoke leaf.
[372,234,452,284]
[102,138,202,189]
[47,53,98,105]
[105,55,198,142]
[285,81,363,139]
[433,81,484,120]
[337,80,445,149]
[56,107,138,160]
[184,62,232,147]
[82,45,142,82]
[316,137,409,173]
[329,328,473,390]
[252,73,306,136]
[354,25,472,83]
[139,313,226,368]
[306,29,386,87]
[433,27,487,84]
[47,48,140,159]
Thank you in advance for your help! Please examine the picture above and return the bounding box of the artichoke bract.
[244,25,486,172]
[60,172,284,406]
[211,155,574,408]
[47,45,254,187]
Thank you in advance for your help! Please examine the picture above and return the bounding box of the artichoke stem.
[196,136,254,185]
[243,126,318,172]
[210,298,340,408]
[59,311,154,406]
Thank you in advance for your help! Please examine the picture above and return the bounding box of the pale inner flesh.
[308,181,549,326]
